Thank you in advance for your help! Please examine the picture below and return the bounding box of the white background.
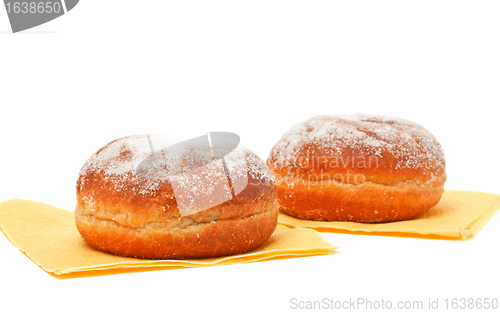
[1,1,499,312]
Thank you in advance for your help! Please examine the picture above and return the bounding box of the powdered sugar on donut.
[78,134,275,201]
[268,114,446,183]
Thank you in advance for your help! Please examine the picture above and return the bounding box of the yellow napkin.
[0,199,336,276]
[278,190,500,240]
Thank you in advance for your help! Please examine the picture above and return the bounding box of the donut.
[75,134,278,259]
[267,114,446,223]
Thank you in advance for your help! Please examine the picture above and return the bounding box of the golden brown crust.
[76,134,278,259]
[276,176,444,223]
[75,202,278,259]
[267,114,447,223]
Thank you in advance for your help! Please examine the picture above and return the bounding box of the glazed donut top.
[77,134,276,217]
[267,114,446,187]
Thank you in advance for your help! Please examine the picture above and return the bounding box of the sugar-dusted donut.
[267,114,446,223]
[76,134,278,259]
